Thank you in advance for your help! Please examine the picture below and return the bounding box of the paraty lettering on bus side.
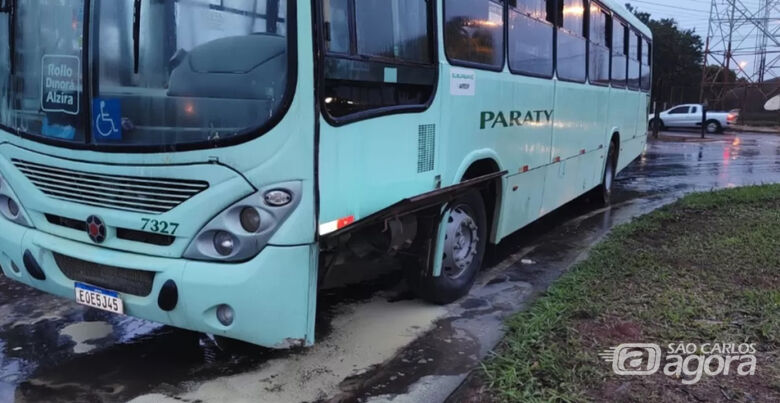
[480,110,554,129]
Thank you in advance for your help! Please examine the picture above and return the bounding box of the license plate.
[74,282,124,314]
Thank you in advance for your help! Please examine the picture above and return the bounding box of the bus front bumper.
[0,222,318,349]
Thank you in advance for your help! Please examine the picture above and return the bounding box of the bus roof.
[600,0,653,39]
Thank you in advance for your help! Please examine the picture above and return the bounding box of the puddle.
[60,322,114,354]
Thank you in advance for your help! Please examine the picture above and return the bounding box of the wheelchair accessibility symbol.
[92,98,122,141]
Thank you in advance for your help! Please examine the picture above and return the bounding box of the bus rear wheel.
[407,190,487,305]
[594,142,617,206]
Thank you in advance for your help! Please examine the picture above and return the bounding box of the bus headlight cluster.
[0,173,33,228]
[183,181,302,262]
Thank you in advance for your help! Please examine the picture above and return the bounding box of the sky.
[624,0,777,80]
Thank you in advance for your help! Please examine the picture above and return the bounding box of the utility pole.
[699,1,779,109]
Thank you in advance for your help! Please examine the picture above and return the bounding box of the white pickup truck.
[648,104,737,133]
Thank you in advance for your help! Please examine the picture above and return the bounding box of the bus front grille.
[53,253,155,297]
[44,214,176,246]
[12,159,209,214]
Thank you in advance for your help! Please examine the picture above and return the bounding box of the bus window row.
[445,0,652,91]
[317,0,652,121]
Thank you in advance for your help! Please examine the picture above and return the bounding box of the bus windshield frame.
[0,0,298,153]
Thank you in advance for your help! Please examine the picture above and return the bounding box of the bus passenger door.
[316,0,442,231]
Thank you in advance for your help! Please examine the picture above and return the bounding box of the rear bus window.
[508,0,554,77]
[641,38,652,91]
[444,0,505,69]
[556,0,586,82]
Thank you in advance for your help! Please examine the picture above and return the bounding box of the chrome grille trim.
[13,159,209,214]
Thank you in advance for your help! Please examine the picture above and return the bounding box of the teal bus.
[0,0,651,348]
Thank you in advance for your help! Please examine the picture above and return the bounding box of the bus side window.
[507,0,554,77]
[611,20,627,87]
[321,0,437,120]
[444,0,505,69]
[556,0,586,82]
[641,38,652,91]
[323,0,350,54]
[627,30,640,90]
[588,4,610,85]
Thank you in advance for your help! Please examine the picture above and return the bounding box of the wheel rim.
[707,123,718,133]
[442,205,480,279]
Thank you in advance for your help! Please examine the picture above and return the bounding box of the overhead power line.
[699,0,780,104]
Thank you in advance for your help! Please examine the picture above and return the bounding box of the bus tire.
[408,190,487,305]
[595,142,617,206]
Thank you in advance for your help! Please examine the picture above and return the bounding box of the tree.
[628,4,705,106]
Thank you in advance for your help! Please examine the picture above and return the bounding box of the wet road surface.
[1,133,779,403]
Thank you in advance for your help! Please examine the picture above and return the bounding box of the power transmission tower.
[700,0,780,108]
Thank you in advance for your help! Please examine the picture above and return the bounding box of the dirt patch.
[130,297,447,403]
[575,319,644,347]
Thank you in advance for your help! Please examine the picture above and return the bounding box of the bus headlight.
[239,207,261,233]
[0,172,33,228]
[213,231,236,256]
[183,181,302,262]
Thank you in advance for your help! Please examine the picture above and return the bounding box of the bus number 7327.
[0,0,651,348]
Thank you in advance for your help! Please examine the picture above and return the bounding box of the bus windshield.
[0,0,292,149]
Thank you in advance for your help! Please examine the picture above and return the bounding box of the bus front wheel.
[407,190,487,305]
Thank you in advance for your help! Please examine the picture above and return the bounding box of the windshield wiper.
[133,0,142,73]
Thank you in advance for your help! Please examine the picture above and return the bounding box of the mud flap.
[304,244,319,346]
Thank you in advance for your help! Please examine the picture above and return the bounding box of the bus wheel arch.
[461,158,503,244]
[406,189,488,304]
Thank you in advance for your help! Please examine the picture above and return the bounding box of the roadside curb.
[727,125,780,134]
[649,135,724,143]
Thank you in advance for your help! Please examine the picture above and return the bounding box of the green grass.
[484,185,780,402]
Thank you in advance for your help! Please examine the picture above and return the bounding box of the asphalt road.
[1,132,779,403]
